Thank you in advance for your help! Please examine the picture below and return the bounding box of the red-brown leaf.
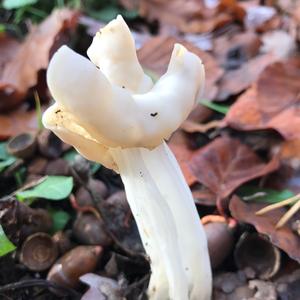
[188,136,279,199]
[225,59,300,140]
[0,9,78,112]
[137,35,224,100]
[0,107,42,139]
[217,52,277,100]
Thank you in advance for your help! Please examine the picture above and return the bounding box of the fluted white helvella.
[43,15,212,300]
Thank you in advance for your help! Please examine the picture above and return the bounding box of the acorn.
[28,157,47,175]
[47,245,103,289]
[52,231,73,255]
[72,213,112,247]
[45,158,70,176]
[37,129,63,158]
[20,232,58,271]
[234,233,281,279]
[7,132,37,159]
[204,220,235,269]
[75,179,108,207]
[71,155,91,182]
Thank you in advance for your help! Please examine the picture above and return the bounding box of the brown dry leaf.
[80,273,122,300]
[169,143,198,186]
[225,59,300,140]
[217,52,277,100]
[0,34,20,70]
[277,140,300,169]
[0,107,41,139]
[0,9,78,112]
[137,35,224,100]
[138,0,227,33]
[188,136,279,199]
[213,31,262,69]
[230,195,300,263]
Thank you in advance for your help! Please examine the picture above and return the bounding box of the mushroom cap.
[43,15,205,169]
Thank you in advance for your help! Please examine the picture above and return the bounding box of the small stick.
[276,200,300,229]
[0,279,81,299]
[256,194,300,216]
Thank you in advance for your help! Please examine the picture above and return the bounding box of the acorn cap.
[20,232,58,271]
[7,132,37,159]
[234,232,281,279]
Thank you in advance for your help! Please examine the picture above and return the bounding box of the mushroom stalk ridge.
[43,15,212,300]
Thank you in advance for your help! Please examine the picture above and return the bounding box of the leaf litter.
[1,1,300,299]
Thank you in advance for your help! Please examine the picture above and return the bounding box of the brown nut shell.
[37,129,63,158]
[234,232,281,279]
[20,232,58,271]
[75,179,108,207]
[204,221,235,269]
[73,213,112,247]
[47,245,102,289]
[7,132,36,159]
[52,231,73,255]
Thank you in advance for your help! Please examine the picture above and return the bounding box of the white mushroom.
[43,15,212,300]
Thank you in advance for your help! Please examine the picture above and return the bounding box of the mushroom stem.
[110,141,212,300]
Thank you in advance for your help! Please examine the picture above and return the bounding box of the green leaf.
[0,225,16,257]
[200,100,230,115]
[63,149,77,162]
[0,142,10,160]
[91,163,101,174]
[3,0,38,9]
[122,9,138,19]
[0,142,17,173]
[89,7,138,23]
[51,210,71,233]
[0,24,5,33]
[0,157,16,172]
[238,186,295,204]
[16,176,73,201]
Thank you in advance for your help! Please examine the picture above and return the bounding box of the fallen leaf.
[278,140,300,169]
[0,34,20,71]
[188,136,279,199]
[242,4,277,30]
[80,273,122,300]
[260,30,296,60]
[225,59,300,140]
[0,224,16,257]
[0,107,40,139]
[230,195,300,263]
[213,31,262,70]
[169,143,198,186]
[217,52,277,100]
[136,0,227,33]
[137,35,224,100]
[0,8,78,111]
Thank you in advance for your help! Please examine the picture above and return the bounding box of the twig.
[0,279,81,299]
[276,200,300,229]
[256,194,300,215]
[256,193,300,229]
[0,176,48,201]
